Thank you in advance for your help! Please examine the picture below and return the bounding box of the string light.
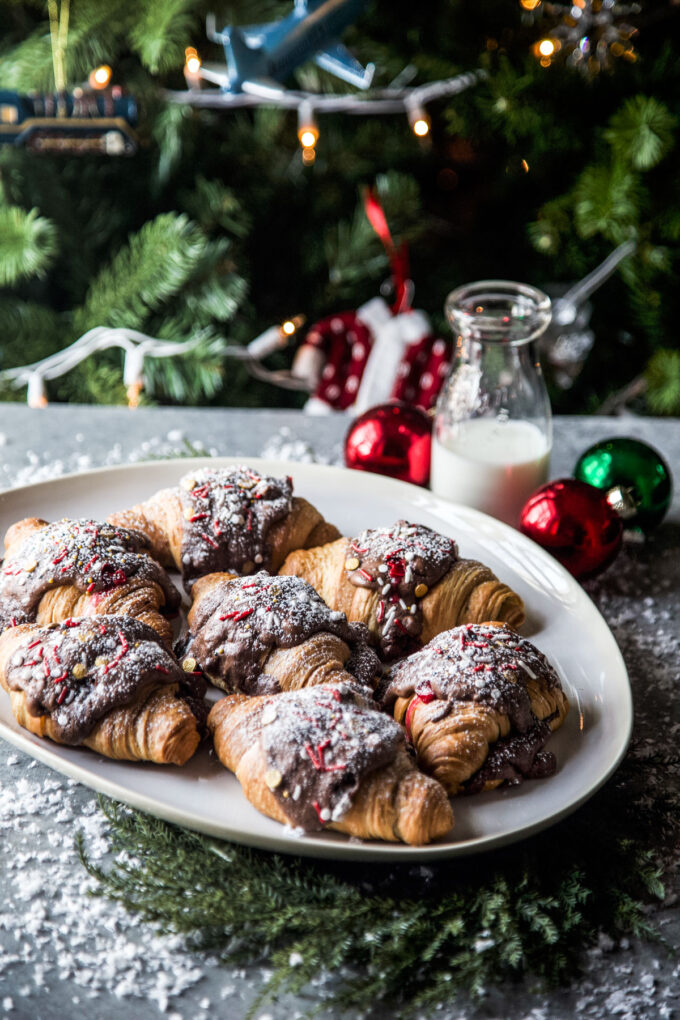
[297,99,319,154]
[538,38,556,57]
[404,95,431,139]
[88,64,112,89]
[184,47,202,88]
[168,68,486,152]
[520,0,542,9]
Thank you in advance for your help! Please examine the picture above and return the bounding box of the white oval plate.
[0,458,632,860]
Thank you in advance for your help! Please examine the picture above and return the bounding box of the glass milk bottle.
[431,280,552,526]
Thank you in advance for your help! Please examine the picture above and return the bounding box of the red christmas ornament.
[344,402,432,487]
[519,478,623,580]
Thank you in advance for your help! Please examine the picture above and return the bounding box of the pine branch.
[127,0,198,74]
[0,205,58,285]
[78,753,675,1020]
[646,348,680,415]
[74,213,212,333]
[605,95,676,172]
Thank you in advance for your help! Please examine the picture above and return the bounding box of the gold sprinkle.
[181,477,196,491]
[182,656,197,673]
[265,768,282,789]
[414,583,429,598]
[282,789,289,798]
[345,557,360,571]
[95,655,108,667]
[72,663,88,680]
[24,560,38,573]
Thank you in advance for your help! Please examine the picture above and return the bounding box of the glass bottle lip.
[445,280,552,345]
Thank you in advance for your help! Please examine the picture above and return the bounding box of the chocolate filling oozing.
[343,521,458,659]
[0,519,181,632]
[383,623,563,791]
[177,467,294,585]
[4,615,207,744]
[189,572,381,695]
[252,681,405,831]
[463,717,557,794]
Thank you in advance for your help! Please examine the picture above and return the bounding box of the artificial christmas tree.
[0,0,677,413]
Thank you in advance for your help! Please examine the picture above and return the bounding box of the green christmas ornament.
[574,437,672,533]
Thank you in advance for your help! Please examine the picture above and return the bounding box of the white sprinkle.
[381,584,391,595]
[292,785,301,801]
[254,554,263,564]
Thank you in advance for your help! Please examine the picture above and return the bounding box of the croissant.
[186,570,382,695]
[380,622,569,795]
[0,518,181,644]
[107,465,340,587]
[208,681,453,845]
[0,616,206,764]
[280,520,525,659]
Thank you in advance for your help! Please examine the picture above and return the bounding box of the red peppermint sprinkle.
[52,547,68,565]
[64,619,80,628]
[331,688,342,702]
[27,639,42,650]
[233,608,254,622]
[83,554,99,572]
[305,740,346,773]
[358,568,373,582]
[103,630,129,674]
[189,513,209,522]
[394,619,408,634]
[201,534,219,549]
[155,665,170,674]
[376,601,385,623]
[57,686,68,704]
[311,801,328,825]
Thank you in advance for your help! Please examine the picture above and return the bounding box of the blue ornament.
[207,0,374,94]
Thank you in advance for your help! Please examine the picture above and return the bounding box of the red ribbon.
[363,187,411,313]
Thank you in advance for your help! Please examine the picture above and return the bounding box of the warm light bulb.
[281,320,296,336]
[300,129,317,148]
[538,38,555,56]
[89,64,112,89]
[520,0,542,9]
[413,118,430,137]
[521,158,530,172]
[297,100,319,150]
[406,100,431,139]
[186,55,201,74]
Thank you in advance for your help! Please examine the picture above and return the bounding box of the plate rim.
[0,455,633,861]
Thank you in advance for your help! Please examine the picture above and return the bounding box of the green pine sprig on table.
[78,755,676,1020]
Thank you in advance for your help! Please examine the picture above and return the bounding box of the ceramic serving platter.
[0,458,632,860]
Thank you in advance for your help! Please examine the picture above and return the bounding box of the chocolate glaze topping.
[382,623,563,789]
[189,572,381,695]
[4,615,207,744]
[253,680,405,831]
[343,521,458,659]
[0,519,180,632]
[177,467,294,585]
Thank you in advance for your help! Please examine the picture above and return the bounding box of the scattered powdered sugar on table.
[0,426,343,491]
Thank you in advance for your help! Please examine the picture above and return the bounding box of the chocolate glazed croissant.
[0,617,205,764]
[280,521,525,660]
[0,518,181,644]
[208,681,454,846]
[186,571,382,695]
[108,465,340,587]
[381,623,569,795]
